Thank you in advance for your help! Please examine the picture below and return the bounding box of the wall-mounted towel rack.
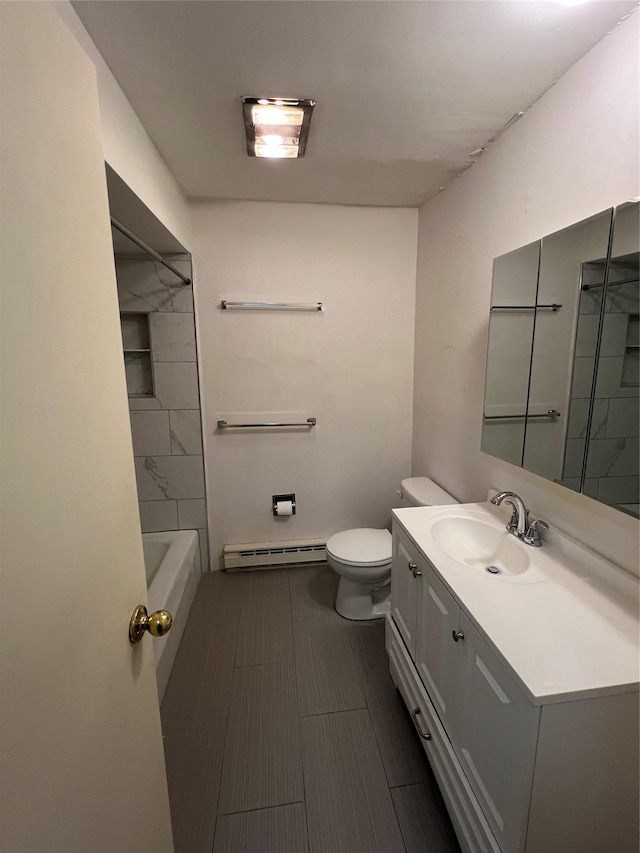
[483,409,561,422]
[221,300,322,312]
[217,417,317,430]
[490,304,562,312]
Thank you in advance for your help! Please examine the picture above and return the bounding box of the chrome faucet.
[490,491,549,546]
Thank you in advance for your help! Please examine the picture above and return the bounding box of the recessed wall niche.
[121,312,153,397]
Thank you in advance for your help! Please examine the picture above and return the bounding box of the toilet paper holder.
[273,493,296,516]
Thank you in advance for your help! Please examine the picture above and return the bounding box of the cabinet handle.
[412,566,422,578]
[411,707,432,741]
[452,630,464,642]
[408,562,417,573]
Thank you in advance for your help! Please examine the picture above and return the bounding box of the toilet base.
[335,576,390,621]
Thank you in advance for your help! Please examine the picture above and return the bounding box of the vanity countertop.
[392,502,640,705]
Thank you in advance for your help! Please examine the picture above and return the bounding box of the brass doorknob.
[129,604,173,644]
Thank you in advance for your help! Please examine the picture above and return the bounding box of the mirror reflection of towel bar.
[217,418,317,429]
[483,410,561,421]
[581,278,638,291]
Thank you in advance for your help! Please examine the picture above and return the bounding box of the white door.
[0,4,173,851]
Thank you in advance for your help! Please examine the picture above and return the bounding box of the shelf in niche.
[121,312,150,350]
[121,312,154,397]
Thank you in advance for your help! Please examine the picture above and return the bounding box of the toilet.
[326,477,458,620]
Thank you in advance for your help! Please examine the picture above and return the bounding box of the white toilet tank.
[397,477,458,508]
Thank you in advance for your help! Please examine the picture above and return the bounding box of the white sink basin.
[426,510,549,583]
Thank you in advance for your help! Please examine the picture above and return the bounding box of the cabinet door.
[391,524,421,654]
[414,562,462,739]
[455,613,540,853]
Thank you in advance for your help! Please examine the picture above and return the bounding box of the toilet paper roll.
[275,500,294,516]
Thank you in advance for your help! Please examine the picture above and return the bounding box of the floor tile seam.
[291,612,370,717]
[358,683,433,789]
[388,777,412,853]
[300,705,409,853]
[216,798,306,819]
[212,675,241,823]
[232,654,296,670]
[298,705,370,722]
[297,712,311,853]
[216,662,306,819]
[357,637,433,786]
[361,702,407,796]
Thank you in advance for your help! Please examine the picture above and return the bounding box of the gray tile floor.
[161,564,461,853]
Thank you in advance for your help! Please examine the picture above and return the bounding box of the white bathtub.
[143,530,201,701]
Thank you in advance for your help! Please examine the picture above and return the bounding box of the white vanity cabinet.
[388,517,639,853]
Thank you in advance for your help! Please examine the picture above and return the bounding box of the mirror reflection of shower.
[568,244,639,519]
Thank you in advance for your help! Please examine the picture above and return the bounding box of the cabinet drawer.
[386,616,501,853]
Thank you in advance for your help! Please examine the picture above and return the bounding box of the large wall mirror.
[482,201,639,519]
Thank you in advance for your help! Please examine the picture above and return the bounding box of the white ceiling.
[74,0,638,208]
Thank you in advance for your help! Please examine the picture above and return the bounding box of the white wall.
[191,201,417,568]
[413,13,639,575]
[53,1,191,249]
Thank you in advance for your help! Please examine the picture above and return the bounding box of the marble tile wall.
[564,273,639,512]
[116,256,209,570]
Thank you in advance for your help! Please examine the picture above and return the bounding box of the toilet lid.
[326,528,392,567]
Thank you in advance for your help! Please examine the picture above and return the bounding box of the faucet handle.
[505,506,518,533]
[524,519,549,547]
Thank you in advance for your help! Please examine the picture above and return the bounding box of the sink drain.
[485,565,502,575]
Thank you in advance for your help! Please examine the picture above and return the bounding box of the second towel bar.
[483,409,561,422]
[217,417,317,430]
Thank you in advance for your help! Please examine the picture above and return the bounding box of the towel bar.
[221,300,322,311]
[217,417,317,429]
[490,304,562,312]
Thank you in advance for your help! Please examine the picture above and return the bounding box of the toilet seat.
[326,528,392,568]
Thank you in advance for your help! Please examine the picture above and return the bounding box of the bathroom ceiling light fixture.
[242,97,315,158]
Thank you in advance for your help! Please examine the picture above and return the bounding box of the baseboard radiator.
[223,538,327,571]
